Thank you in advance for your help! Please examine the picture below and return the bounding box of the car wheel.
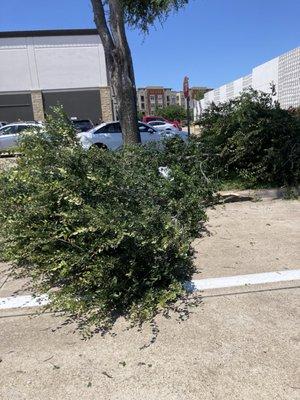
[93,143,108,150]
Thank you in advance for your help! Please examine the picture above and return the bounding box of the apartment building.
[137,86,211,116]
[137,86,170,115]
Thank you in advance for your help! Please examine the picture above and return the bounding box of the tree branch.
[90,0,115,53]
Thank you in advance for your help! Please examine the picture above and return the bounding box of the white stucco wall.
[0,34,108,92]
[252,57,279,99]
[233,78,243,97]
[203,48,299,110]
[219,85,227,102]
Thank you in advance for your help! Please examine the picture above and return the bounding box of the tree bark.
[91,0,141,144]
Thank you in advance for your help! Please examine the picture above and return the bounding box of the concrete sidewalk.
[0,282,299,400]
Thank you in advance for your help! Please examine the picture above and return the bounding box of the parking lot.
[0,198,299,399]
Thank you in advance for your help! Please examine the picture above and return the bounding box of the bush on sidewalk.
[0,107,215,331]
[197,89,300,188]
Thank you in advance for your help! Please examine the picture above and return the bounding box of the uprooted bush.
[198,89,300,188]
[0,108,215,332]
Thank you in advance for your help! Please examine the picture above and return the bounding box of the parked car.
[0,122,43,150]
[78,121,187,150]
[142,115,182,131]
[71,118,94,132]
[0,121,8,128]
[147,120,179,132]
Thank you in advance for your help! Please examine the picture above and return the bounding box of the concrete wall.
[0,35,108,92]
[252,57,279,100]
[202,47,299,110]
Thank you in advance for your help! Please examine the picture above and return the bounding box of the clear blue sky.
[1,0,299,90]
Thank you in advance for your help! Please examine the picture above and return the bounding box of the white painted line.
[185,269,300,291]
[0,294,49,310]
[0,270,299,310]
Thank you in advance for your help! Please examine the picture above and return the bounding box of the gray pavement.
[0,199,299,399]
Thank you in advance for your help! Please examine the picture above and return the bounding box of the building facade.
[0,29,114,123]
[137,86,176,115]
[137,86,211,116]
[200,47,300,111]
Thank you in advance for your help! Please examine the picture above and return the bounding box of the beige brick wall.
[99,87,113,122]
[31,91,45,121]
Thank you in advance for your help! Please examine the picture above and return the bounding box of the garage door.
[43,90,101,124]
[0,93,34,123]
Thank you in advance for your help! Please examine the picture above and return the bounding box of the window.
[17,125,33,133]
[141,103,145,109]
[72,120,93,132]
[166,96,170,101]
[149,121,164,126]
[95,123,121,134]
[150,95,155,103]
[107,123,121,133]
[0,125,17,135]
[138,123,154,132]
[140,95,144,101]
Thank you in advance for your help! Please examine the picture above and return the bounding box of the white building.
[200,47,300,112]
[0,29,113,123]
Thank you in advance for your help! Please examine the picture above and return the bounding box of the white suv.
[0,122,42,150]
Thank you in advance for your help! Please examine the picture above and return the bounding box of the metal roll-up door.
[0,93,34,123]
[43,90,101,124]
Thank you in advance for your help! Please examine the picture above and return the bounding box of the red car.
[142,115,182,131]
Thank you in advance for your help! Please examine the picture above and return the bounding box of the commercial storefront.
[0,29,114,123]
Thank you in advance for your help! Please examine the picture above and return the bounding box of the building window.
[141,103,145,109]
[150,95,155,103]
[157,94,163,105]
[141,95,144,101]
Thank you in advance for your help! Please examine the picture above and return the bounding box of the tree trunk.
[91,0,141,144]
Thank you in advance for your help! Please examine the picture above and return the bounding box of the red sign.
[183,76,189,99]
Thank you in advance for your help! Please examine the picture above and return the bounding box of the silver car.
[78,121,187,150]
[0,122,42,150]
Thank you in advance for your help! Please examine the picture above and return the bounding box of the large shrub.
[198,89,300,187]
[0,108,214,331]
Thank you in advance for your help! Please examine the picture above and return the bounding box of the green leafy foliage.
[122,0,189,32]
[155,105,186,121]
[0,107,214,331]
[198,89,300,187]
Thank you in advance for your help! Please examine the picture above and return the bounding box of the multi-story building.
[200,47,300,111]
[0,29,114,123]
[137,86,211,116]
[137,86,170,115]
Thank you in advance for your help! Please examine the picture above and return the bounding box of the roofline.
[0,29,98,38]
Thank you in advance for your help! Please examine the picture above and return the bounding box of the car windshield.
[0,125,16,135]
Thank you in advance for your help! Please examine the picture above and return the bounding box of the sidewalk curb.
[219,186,300,203]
